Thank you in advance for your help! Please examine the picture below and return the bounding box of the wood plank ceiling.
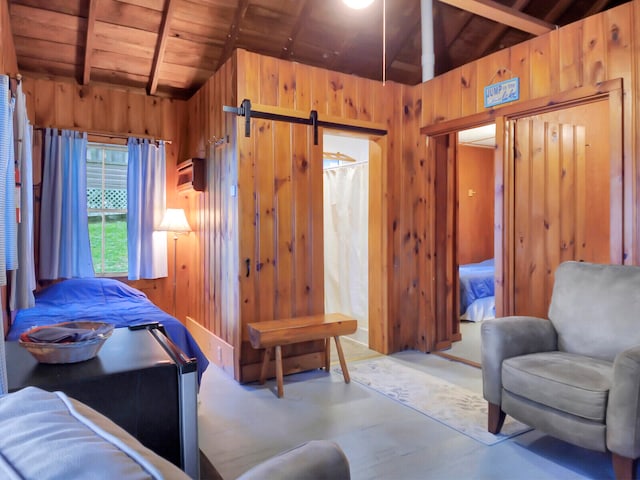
[8,0,628,99]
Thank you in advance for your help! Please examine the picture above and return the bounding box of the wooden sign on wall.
[484,78,520,108]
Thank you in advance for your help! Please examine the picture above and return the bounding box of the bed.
[459,258,495,322]
[7,277,209,383]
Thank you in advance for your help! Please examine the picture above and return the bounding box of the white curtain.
[10,80,35,310]
[40,129,94,279]
[127,138,167,280]
[323,161,369,330]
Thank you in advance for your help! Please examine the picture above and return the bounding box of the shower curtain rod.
[34,126,172,144]
[223,99,387,145]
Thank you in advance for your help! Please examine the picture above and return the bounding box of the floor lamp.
[157,208,192,317]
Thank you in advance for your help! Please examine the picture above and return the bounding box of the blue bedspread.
[7,278,209,384]
[459,259,495,315]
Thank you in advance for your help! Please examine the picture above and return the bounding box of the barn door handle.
[245,258,251,278]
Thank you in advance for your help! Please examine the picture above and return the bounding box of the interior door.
[513,101,616,317]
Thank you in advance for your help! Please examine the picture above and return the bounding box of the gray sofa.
[482,261,640,480]
[0,386,350,479]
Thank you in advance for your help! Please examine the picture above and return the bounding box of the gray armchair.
[482,261,640,480]
[236,440,351,480]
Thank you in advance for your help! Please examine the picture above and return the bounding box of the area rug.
[336,357,531,446]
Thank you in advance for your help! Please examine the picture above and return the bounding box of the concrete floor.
[445,320,483,365]
[197,342,620,480]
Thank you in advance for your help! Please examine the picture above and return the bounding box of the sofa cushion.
[549,261,640,361]
[0,386,189,480]
[502,351,613,422]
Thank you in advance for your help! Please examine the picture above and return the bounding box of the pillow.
[36,278,147,306]
[0,387,189,480]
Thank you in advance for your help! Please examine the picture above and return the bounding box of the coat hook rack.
[223,99,387,145]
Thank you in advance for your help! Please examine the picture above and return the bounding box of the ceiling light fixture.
[343,0,374,9]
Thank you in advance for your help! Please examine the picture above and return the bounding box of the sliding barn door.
[237,119,325,381]
[513,114,613,317]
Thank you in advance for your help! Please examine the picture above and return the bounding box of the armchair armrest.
[607,345,640,459]
[481,316,557,405]
[236,440,350,480]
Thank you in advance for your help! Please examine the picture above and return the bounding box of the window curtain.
[10,79,36,310]
[323,161,369,333]
[127,138,167,280]
[0,75,12,394]
[0,75,17,289]
[39,129,94,279]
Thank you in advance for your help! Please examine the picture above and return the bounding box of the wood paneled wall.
[0,0,17,76]
[182,55,239,376]
[421,2,636,261]
[20,76,186,315]
[183,48,432,381]
[234,49,430,378]
[419,1,637,349]
[458,145,494,265]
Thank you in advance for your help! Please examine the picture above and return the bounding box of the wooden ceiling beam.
[476,0,530,57]
[541,0,575,23]
[436,0,553,35]
[148,0,176,96]
[585,0,612,17]
[280,0,313,59]
[216,0,250,71]
[477,0,577,59]
[82,0,98,85]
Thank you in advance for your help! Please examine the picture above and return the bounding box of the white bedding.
[0,387,189,480]
[460,295,495,322]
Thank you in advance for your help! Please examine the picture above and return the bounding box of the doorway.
[428,83,623,366]
[322,133,370,345]
[448,124,497,365]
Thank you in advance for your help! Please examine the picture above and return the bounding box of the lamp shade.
[157,208,192,233]
[343,0,374,8]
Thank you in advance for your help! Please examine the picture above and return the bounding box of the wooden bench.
[247,313,357,397]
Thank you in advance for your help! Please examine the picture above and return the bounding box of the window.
[87,143,128,275]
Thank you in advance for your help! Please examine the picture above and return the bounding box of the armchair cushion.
[503,351,613,422]
[481,316,557,405]
[549,261,640,361]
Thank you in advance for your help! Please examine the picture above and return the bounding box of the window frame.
[87,142,128,277]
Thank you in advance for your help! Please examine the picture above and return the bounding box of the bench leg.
[334,336,350,383]
[324,338,331,371]
[275,345,284,398]
[259,347,272,385]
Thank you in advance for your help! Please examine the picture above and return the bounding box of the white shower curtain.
[323,161,369,335]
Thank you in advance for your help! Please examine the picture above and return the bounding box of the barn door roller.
[223,99,387,145]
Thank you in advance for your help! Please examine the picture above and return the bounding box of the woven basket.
[19,321,114,364]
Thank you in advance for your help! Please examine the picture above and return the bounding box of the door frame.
[421,78,624,348]
[320,129,390,354]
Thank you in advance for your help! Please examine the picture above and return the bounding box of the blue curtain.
[0,75,12,393]
[39,129,94,279]
[0,75,17,291]
[10,79,36,310]
[127,138,167,280]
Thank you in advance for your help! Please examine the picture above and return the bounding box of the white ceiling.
[458,124,496,148]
